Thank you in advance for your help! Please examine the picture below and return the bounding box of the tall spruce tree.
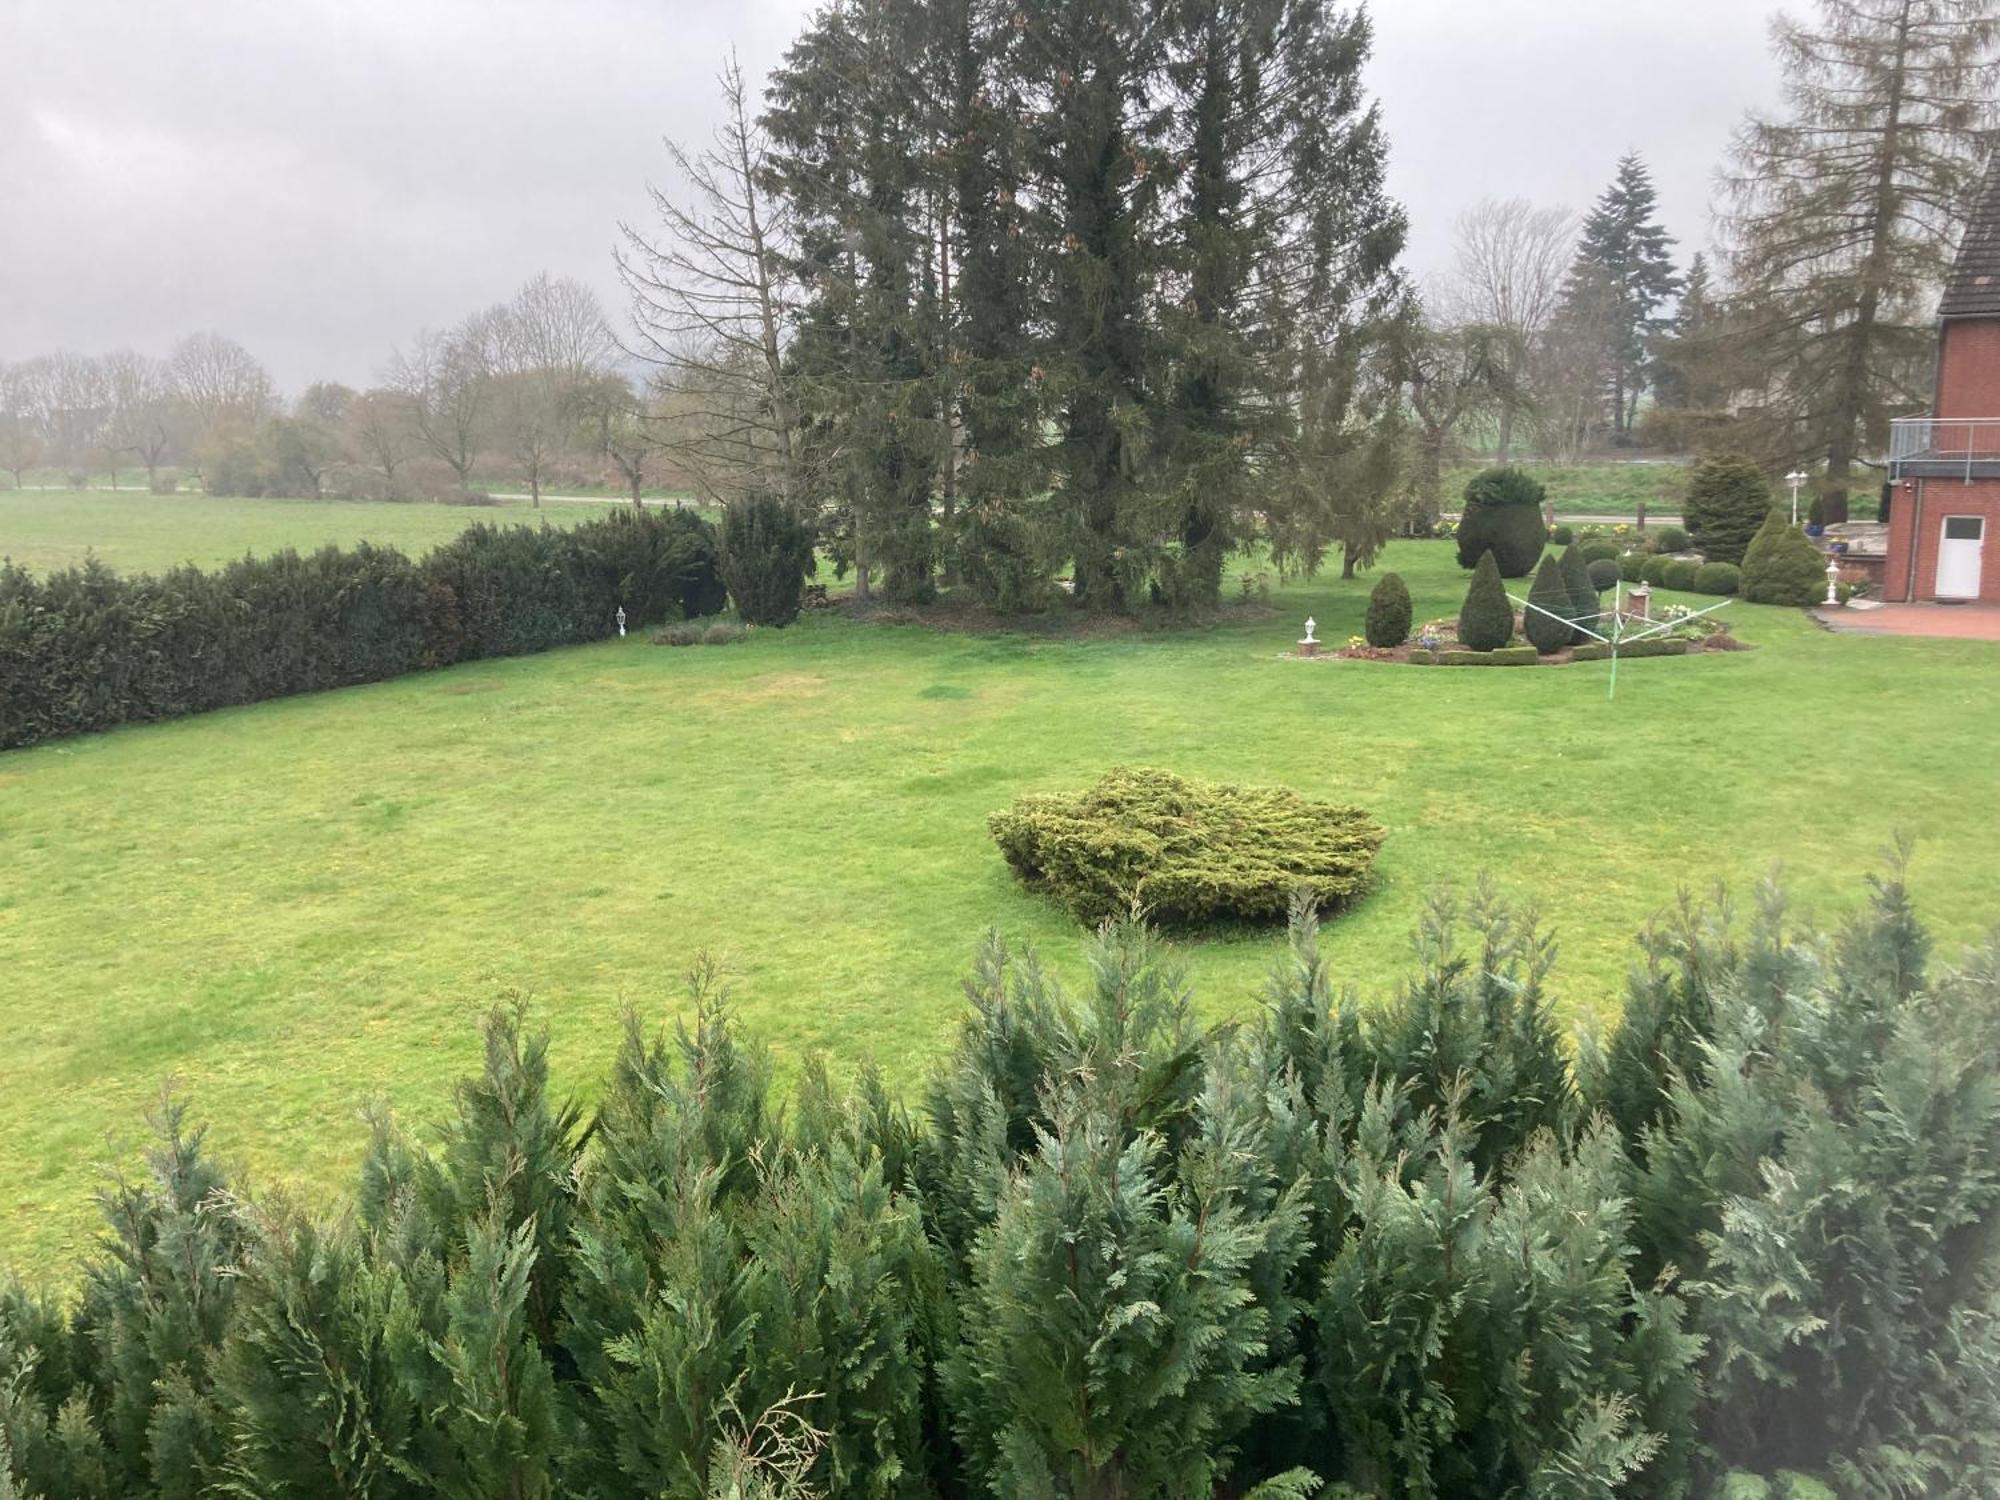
[1557,153,1681,436]
[1720,0,2000,522]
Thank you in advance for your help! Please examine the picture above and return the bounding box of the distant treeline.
[0,509,725,750]
[2,867,1995,1496]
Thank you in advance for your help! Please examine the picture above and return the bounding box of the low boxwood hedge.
[1570,638,1690,661]
[1409,645,1541,666]
[988,765,1385,927]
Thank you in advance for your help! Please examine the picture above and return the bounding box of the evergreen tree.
[1557,154,1681,436]
[1456,549,1516,651]
[1524,553,1575,655]
[1363,571,1412,648]
[1560,541,1600,639]
[1721,0,1999,521]
[1683,454,1774,566]
[1739,509,1829,605]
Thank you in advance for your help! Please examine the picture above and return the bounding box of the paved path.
[1813,602,2000,640]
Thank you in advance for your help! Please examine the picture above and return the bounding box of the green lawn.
[0,490,632,575]
[1444,459,1688,518]
[3,542,1996,1275]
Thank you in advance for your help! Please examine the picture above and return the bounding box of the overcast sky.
[5,0,1783,392]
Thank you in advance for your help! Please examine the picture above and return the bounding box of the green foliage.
[987,766,1385,928]
[1570,639,1688,661]
[720,493,815,628]
[1561,542,1601,635]
[0,509,724,749]
[1579,538,1623,564]
[1588,557,1622,591]
[1525,555,1576,655]
[1619,551,1647,583]
[1363,572,1412,648]
[1639,556,1673,587]
[1694,561,1741,595]
[1551,524,1575,544]
[1661,558,1701,591]
[1683,457,1772,565]
[1457,549,1516,650]
[1455,468,1550,576]
[1740,511,1827,606]
[1653,524,1689,552]
[1410,645,1541,665]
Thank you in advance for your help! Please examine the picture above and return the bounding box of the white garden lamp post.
[1787,469,1808,525]
[1825,555,1841,606]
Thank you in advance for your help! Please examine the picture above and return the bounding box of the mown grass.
[1443,459,1688,517]
[3,541,1996,1275]
[0,490,632,575]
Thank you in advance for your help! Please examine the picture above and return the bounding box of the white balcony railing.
[1889,417,2000,479]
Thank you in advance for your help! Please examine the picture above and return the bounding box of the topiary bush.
[988,765,1385,927]
[1454,467,1549,577]
[1740,509,1828,605]
[1662,558,1702,591]
[1524,555,1575,655]
[1363,571,1412,648]
[1560,543,1599,638]
[1578,539,1622,565]
[1640,556,1674,587]
[1550,524,1574,545]
[1695,561,1741,595]
[1683,456,1771,565]
[720,491,815,627]
[1588,557,1621,592]
[1619,551,1647,583]
[1654,524,1690,552]
[1457,550,1516,651]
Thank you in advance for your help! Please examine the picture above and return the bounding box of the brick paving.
[1814,602,2000,640]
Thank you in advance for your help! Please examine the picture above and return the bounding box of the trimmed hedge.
[1524,555,1574,655]
[1457,550,1516,651]
[1410,645,1541,666]
[1741,509,1829,605]
[988,765,1385,927]
[1454,467,1549,576]
[1619,551,1647,583]
[1694,561,1741,595]
[1653,524,1690,551]
[1578,539,1622,565]
[1571,638,1690,661]
[1640,556,1674,587]
[1363,571,1412,648]
[1662,558,1702,591]
[1587,557,1622,592]
[1683,455,1771,565]
[0,510,725,750]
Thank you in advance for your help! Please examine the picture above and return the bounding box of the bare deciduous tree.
[101,350,179,488]
[1442,198,1576,463]
[618,53,800,504]
[0,364,45,487]
[169,333,272,483]
[487,273,616,507]
[386,320,494,491]
[343,389,415,490]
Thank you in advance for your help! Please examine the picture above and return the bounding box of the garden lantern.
[616,605,627,638]
[1824,556,1840,606]
[1787,468,1808,525]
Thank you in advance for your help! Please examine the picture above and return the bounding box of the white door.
[1937,515,1985,600]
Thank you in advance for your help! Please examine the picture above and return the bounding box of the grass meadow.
[2,513,1997,1273]
[0,489,631,575]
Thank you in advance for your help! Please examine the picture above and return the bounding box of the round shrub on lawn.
[1694,561,1741,595]
[988,765,1385,927]
[1458,550,1516,651]
[1653,524,1690,552]
[1740,509,1828,605]
[1550,524,1574,545]
[1588,557,1622,592]
[1683,455,1771,565]
[1662,558,1702,591]
[1640,556,1673,587]
[1619,551,1647,583]
[1364,571,1413,647]
[1578,539,1622,565]
[1455,466,1549,577]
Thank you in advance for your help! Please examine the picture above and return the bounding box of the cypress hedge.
[2,865,1994,1498]
[0,509,725,750]
[720,491,816,627]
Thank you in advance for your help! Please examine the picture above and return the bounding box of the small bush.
[1619,551,1647,583]
[1457,550,1515,651]
[1640,556,1674,587]
[1560,543,1599,634]
[1740,509,1828,605]
[702,621,747,645]
[1524,556,1574,655]
[1587,557,1621,592]
[1578,539,1621,565]
[1662,558,1702,591]
[1363,571,1412,648]
[1682,456,1770,564]
[1550,524,1574,545]
[1411,645,1540,666]
[655,624,701,646]
[1454,467,1549,577]
[1571,638,1689,661]
[988,765,1384,927]
[1654,524,1690,552]
[442,490,499,507]
[720,491,815,627]
[1694,561,1741,595]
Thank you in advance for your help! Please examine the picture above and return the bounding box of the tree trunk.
[1496,402,1514,467]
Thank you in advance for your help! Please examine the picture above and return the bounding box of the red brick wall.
[1885,478,2000,601]
[1937,320,2000,418]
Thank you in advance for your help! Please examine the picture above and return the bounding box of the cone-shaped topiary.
[1524,555,1575,655]
[1364,571,1413,648]
[1457,550,1515,651]
[1560,543,1600,642]
[1740,509,1827,605]
[1454,467,1549,577]
[1683,455,1772,565]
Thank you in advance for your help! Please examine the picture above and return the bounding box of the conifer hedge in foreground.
[0,509,726,750]
[3,864,1997,1498]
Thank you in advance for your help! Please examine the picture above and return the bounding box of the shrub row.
[1571,637,1690,660]
[2,867,1994,1497]
[1411,644,1541,665]
[0,510,726,750]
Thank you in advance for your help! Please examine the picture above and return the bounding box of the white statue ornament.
[1303,616,1317,644]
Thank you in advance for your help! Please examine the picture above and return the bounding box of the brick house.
[1886,160,2000,602]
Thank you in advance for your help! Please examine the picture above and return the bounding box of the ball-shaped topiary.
[1588,557,1622,592]
[1457,550,1516,650]
[1455,467,1549,577]
[1740,509,1828,605]
[1662,558,1702,591]
[1653,524,1690,552]
[1364,571,1413,648]
[1619,551,1647,583]
[1694,561,1740,595]
[1524,555,1575,655]
[1578,539,1622,565]
[1640,556,1673,587]
[1550,524,1574,545]
[1683,455,1772,565]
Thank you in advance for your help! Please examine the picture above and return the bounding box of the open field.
[1442,458,1882,522]
[3,542,1997,1272]
[0,489,634,575]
